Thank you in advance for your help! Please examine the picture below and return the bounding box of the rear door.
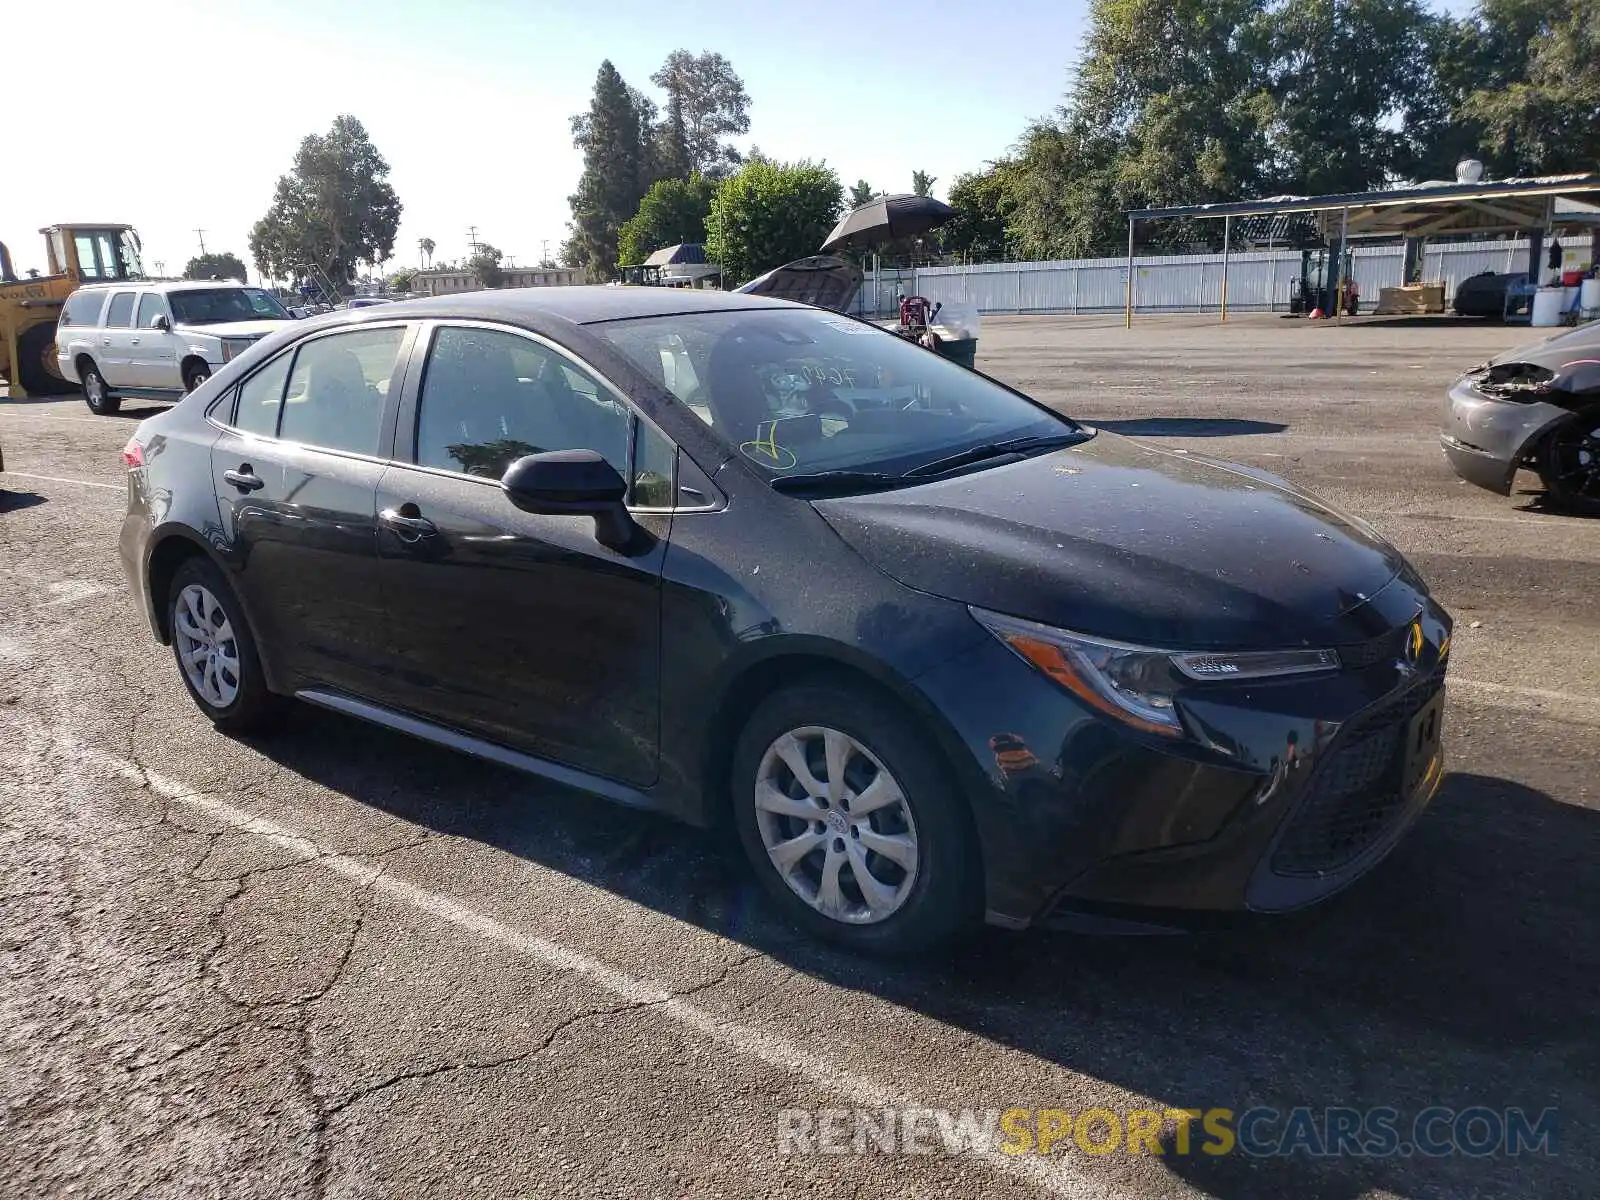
[373,321,670,785]
[210,321,416,697]
[130,292,178,390]
[97,290,139,387]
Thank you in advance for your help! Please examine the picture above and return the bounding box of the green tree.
[911,170,938,197]
[183,251,248,283]
[650,50,752,179]
[387,267,417,293]
[418,237,436,268]
[247,115,402,285]
[618,174,718,266]
[1460,0,1600,175]
[468,244,505,289]
[847,179,876,209]
[568,61,655,280]
[1256,0,1448,192]
[942,163,1017,261]
[705,159,843,285]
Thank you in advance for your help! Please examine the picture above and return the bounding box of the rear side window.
[135,294,166,329]
[104,292,136,328]
[277,327,405,455]
[59,291,106,328]
[232,354,292,438]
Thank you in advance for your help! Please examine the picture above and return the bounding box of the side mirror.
[501,450,636,550]
[150,313,171,332]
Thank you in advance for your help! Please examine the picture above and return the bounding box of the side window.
[59,291,104,328]
[104,292,136,328]
[74,235,103,278]
[135,293,167,330]
[415,326,630,479]
[231,353,293,437]
[631,420,677,507]
[277,327,405,455]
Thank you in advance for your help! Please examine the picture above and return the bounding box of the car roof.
[373,284,799,326]
[77,279,258,292]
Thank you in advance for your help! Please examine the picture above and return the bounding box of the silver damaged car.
[1441,320,1600,513]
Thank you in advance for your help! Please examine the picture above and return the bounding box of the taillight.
[121,439,145,469]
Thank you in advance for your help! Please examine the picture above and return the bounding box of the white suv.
[57,281,296,415]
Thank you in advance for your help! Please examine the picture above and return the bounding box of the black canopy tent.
[1122,173,1600,326]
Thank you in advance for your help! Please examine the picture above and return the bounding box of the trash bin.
[929,301,980,369]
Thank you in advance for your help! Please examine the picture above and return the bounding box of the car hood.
[1466,319,1600,396]
[1484,319,1599,368]
[812,434,1411,649]
[736,255,862,312]
[176,319,292,339]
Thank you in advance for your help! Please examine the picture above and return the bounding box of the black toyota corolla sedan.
[118,284,1451,952]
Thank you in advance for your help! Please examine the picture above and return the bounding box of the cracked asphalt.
[2,312,1597,1199]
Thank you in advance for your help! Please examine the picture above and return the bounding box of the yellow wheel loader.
[1,224,144,398]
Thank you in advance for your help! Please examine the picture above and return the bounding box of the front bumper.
[1440,377,1571,494]
[914,587,1453,929]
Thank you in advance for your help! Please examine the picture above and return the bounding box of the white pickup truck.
[56,281,295,415]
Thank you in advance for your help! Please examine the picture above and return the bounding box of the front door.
[210,323,413,697]
[130,292,179,390]
[374,323,667,786]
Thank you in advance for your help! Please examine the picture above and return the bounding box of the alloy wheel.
[173,583,242,709]
[1544,416,1600,504]
[85,372,105,405]
[753,726,920,924]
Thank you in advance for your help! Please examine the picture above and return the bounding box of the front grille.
[1270,674,1442,877]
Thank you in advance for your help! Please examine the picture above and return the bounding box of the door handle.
[223,466,265,492]
[102,337,112,346]
[130,337,140,345]
[380,506,438,541]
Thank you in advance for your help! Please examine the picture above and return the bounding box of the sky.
[3,0,1083,280]
[4,0,1478,281]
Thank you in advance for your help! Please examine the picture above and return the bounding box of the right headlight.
[969,607,1341,739]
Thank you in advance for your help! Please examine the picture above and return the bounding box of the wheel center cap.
[826,809,849,835]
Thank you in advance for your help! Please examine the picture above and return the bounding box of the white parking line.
[0,410,118,426]
[2,471,122,491]
[1452,678,1600,710]
[75,743,1120,1200]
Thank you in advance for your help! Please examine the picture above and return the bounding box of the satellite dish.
[1456,159,1485,184]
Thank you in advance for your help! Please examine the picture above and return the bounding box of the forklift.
[1288,246,1360,316]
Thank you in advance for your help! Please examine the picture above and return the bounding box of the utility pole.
[153,260,166,278]
[466,226,480,254]
[194,229,207,255]
[541,239,550,266]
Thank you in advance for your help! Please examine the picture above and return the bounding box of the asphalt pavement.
[2,312,1595,1199]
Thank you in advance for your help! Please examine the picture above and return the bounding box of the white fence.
[858,238,1536,317]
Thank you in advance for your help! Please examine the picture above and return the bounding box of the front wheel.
[731,681,980,954]
[80,362,121,415]
[183,362,211,393]
[1536,407,1600,515]
[167,557,284,732]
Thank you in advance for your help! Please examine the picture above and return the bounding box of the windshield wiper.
[769,470,906,496]
[903,432,1086,479]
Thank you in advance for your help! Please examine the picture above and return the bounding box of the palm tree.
[418,237,436,269]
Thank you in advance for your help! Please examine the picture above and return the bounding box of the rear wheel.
[182,361,211,393]
[731,681,980,954]
[80,361,120,415]
[1536,406,1600,515]
[16,324,69,395]
[167,557,284,732]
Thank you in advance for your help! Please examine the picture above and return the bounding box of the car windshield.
[169,287,291,325]
[593,308,1082,481]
